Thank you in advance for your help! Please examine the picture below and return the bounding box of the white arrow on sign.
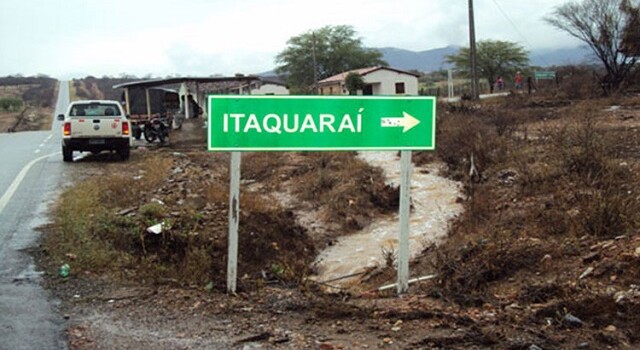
[380,112,421,133]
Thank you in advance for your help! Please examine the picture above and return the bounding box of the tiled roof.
[318,66,419,85]
[318,67,381,84]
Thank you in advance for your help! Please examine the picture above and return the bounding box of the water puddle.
[12,263,44,284]
[313,151,464,289]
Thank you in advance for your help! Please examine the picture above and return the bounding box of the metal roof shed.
[113,76,260,120]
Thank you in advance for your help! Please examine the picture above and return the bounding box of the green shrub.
[0,98,22,111]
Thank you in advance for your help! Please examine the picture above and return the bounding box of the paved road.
[0,81,69,350]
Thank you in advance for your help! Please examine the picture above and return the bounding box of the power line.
[490,0,551,67]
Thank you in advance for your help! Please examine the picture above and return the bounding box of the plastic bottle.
[59,263,70,278]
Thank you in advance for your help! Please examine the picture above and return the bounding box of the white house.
[231,78,290,95]
[318,66,419,95]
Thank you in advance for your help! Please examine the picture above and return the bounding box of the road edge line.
[0,152,58,214]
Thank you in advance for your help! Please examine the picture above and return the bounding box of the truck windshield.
[70,103,121,117]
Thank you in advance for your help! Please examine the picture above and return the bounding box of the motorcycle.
[143,115,172,144]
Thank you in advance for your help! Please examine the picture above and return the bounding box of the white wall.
[363,70,418,95]
[251,83,289,95]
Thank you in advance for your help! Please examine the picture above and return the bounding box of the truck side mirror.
[57,114,65,121]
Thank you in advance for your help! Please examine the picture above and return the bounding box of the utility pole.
[312,31,318,95]
[468,0,479,100]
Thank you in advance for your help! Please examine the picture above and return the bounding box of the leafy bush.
[0,97,22,111]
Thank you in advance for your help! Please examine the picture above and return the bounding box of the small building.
[113,76,262,120]
[318,66,419,96]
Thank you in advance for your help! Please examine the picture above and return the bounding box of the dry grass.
[44,153,317,290]
[242,151,399,239]
[434,235,547,306]
[417,96,640,314]
[290,152,399,232]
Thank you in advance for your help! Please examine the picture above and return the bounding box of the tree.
[344,72,366,95]
[446,40,529,93]
[545,0,639,94]
[621,0,640,57]
[276,25,387,93]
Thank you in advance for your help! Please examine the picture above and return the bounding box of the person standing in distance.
[514,71,523,91]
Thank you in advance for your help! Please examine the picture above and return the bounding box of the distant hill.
[377,46,459,72]
[529,46,595,67]
[258,45,595,77]
[377,46,595,72]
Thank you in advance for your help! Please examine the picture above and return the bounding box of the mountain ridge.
[376,45,595,72]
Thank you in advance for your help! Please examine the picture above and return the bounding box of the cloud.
[164,44,277,76]
[0,0,583,77]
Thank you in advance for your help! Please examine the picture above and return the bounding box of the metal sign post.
[397,150,412,293]
[226,151,240,293]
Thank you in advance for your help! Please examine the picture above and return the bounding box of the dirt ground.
[36,118,410,349]
[36,93,640,349]
[0,81,56,132]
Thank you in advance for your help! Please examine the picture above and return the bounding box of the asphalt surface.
[0,81,69,350]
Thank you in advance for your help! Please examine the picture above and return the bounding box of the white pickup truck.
[57,100,132,162]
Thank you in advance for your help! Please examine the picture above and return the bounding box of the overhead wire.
[490,0,552,67]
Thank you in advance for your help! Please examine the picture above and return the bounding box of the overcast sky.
[0,0,582,78]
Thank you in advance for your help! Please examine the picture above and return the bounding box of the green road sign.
[208,95,436,151]
[535,71,556,80]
